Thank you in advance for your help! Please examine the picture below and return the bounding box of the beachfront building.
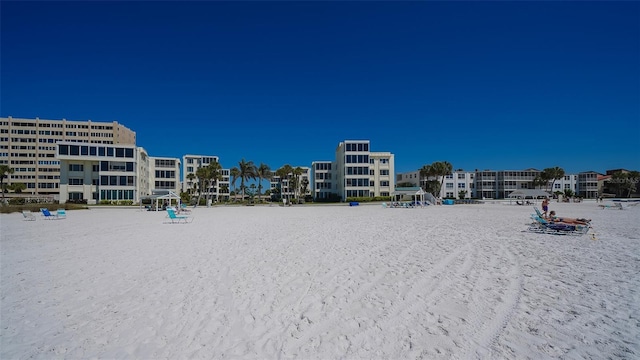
[396,170,421,188]
[0,116,136,197]
[270,166,312,202]
[397,169,587,199]
[334,140,395,201]
[57,142,150,204]
[396,170,476,199]
[444,172,475,199]
[551,174,578,195]
[181,154,230,203]
[577,171,599,199]
[310,161,335,201]
[150,156,181,196]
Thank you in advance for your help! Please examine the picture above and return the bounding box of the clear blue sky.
[2,1,638,175]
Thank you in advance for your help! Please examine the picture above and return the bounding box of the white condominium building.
[270,166,311,201]
[56,142,149,204]
[334,140,394,200]
[1,116,136,196]
[150,156,182,196]
[182,154,230,202]
[311,161,334,200]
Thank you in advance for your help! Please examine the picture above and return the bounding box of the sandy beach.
[1,201,638,359]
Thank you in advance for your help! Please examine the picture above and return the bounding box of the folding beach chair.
[165,208,193,224]
[22,210,37,221]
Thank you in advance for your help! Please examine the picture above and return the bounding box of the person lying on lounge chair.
[548,211,591,225]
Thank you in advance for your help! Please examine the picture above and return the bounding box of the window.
[69,164,84,172]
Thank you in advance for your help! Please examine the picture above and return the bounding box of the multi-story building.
[369,151,394,198]
[305,140,394,201]
[311,161,334,201]
[396,170,421,188]
[57,142,150,204]
[181,154,230,202]
[57,143,182,204]
[1,116,135,196]
[398,168,594,199]
[397,170,476,199]
[150,156,181,195]
[577,171,600,199]
[270,166,312,202]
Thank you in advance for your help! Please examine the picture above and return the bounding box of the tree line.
[183,160,310,205]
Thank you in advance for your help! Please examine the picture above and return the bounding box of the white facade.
[150,156,181,195]
[57,142,149,204]
[1,116,136,195]
[270,166,311,201]
[369,152,394,198]
[311,161,334,200]
[304,140,397,201]
[182,154,230,202]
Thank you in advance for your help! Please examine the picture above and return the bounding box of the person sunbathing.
[548,211,591,225]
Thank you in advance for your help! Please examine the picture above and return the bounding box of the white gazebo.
[139,190,180,211]
[391,186,429,206]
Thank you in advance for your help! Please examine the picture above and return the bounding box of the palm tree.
[8,182,26,193]
[219,184,229,202]
[195,166,208,207]
[0,165,14,204]
[292,166,304,200]
[230,167,240,202]
[186,173,196,196]
[543,166,565,193]
[256,163,272,202]
[434,161,453,197]
[204,161,222,206]
[237,159,257,202]
[419,164,439,197]
[419,161,452,199]
[625,170,640,197]
[276,164,294,202]
[300,177,309,200]
[532,175,546,190]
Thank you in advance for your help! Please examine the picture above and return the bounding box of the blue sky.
[2,1,638,175]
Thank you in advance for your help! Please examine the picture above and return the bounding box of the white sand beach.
[1,201,639,359]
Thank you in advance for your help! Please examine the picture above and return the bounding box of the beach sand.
[1,201,638,359]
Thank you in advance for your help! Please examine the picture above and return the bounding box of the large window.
[69,178,84,185]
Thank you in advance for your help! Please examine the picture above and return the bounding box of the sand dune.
[1,201,638,359]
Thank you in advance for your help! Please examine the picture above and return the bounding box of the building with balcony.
[1,116,135,197]
[181,154,230,203]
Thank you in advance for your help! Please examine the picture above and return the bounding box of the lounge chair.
[598,202,624,210]
[41,208,60,220]
[56,209,67,219]
[165,208,193,224]
[527,212,589,236]
[22,210,37,221]
[180,203,192,214]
